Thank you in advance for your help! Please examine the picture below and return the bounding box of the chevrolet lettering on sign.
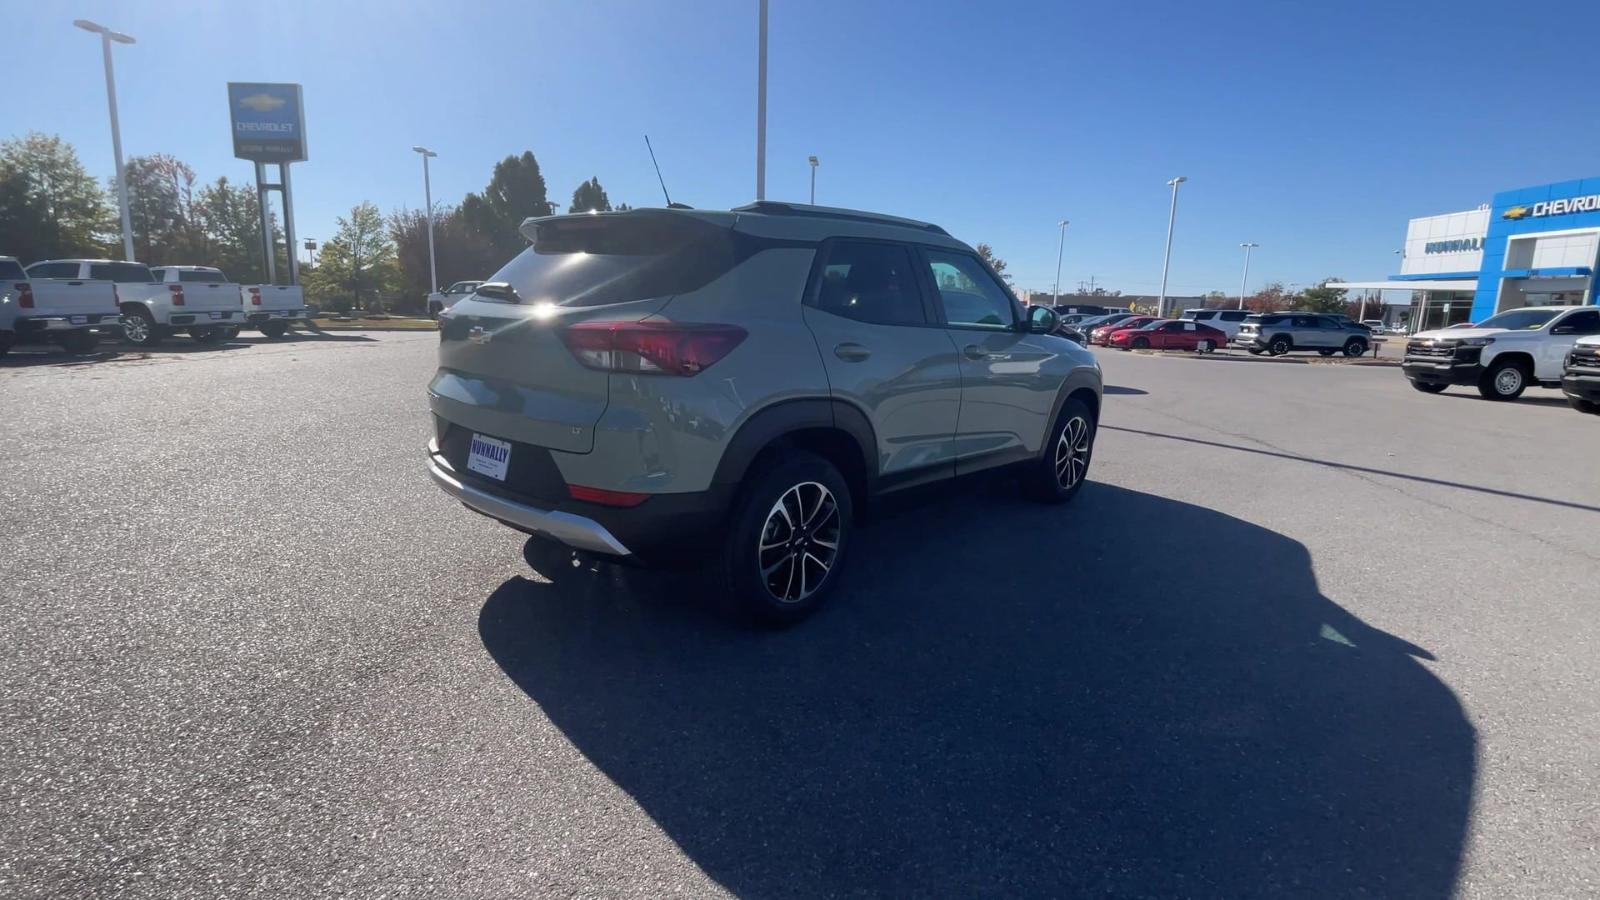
[227,83,307,162]
[1502,194,1600,220]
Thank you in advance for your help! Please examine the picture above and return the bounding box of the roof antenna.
[644,135,690,209]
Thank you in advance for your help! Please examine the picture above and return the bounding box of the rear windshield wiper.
[473,281,522,304]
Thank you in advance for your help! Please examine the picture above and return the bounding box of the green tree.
[568,177,613,213]
[305,202,398,312]
[975,243,1012,283]
[120,153,211,265]
[0,132,115,261]
[1299,278,1348,314]
[390,205,500,309]
[461,151,555,260]
[192,176,285,284]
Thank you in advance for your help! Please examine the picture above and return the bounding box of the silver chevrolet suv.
[426,203,1102,624]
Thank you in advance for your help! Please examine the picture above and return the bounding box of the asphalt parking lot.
[3,333,1597,898]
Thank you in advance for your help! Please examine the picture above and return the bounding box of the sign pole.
[280,162,299,285]
[254,160,276,284]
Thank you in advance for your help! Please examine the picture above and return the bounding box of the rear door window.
[179,268,227,283]
[0,259,26,280]
[89,262,156,283]
[809,240,926,326]
[1219,310,1247,322]
[490,214,749,308]
[1559,309,1600,334]
[921,249,1017,330]
[26,262,79,279]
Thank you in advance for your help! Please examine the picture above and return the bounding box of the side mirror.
[1026,305,1059,335]
[1551,325,1575,335]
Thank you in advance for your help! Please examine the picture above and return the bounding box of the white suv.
[1402,305,1600,400]
[1181,308,1250,339]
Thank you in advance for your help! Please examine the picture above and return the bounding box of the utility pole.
[1156,176,1187,318]
[755,0,768,200]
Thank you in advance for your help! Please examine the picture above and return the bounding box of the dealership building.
[1332,177,1600,331]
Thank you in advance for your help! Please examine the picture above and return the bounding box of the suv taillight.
[248,287,262,306]
[15,282,33,308]
[560,321,747,376]
[168,284,185,306]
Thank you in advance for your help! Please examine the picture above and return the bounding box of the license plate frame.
[466,433,512,481]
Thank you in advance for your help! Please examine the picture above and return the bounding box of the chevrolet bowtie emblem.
[1502,205,1530,220]
[468,326,491,345]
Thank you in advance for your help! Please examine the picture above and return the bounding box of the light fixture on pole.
[304,239,317,268]
[808,155,818,204]
[1053,220,1070,301]
[755,0,768,201]
[412,146,438,294]
[1237,242,1259,310]
[1156,176,1187,318]
[74,19,136,262]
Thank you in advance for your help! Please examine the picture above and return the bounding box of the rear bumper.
[425,439,733,565]
[1402,359,1483,385]
[168,311,242,327]
[247,308,309,324]
[428,442,634,557]
[14,314,122,334]
[1229,335,1263,349]
[1561,370,1600,402]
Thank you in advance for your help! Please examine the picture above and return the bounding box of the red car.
[1089,316,1158,345]
[1108,318,1227,353]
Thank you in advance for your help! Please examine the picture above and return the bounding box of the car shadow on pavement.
[1102,384,1148,395]
[478,481,1475,898]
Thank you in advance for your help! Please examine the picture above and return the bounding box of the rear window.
[0,259,24,280]
[485,214,746,308]
[89,262,156,283]
[1219,310,1247,322]
[1187,310,1214,321]
[179,268,227,283]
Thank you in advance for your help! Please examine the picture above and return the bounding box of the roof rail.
[731,201,949,235]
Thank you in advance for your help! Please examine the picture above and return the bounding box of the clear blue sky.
[12,0,1600,295]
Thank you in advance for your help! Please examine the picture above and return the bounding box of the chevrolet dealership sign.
[227,83,306,162]
[1502,194,1600,221]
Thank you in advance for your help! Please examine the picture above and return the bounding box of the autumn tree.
[0,132,115,261]
[975,243,1012,283]
[390,205,500,307]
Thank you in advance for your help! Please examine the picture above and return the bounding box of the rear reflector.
[560,321,747,376]
[168,284,185,306]
[16,283,33,308]
[567,484,650,507]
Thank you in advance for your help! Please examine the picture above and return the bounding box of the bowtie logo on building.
[1502,206,1530,220]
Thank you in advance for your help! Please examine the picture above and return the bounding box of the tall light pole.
[75,19,135,262]
[755,0,768,200]
[808,155,818,204]
[1053,220,1070,301]
[1237,242,1259,309]
[1156,176,1187,318]
[412,146,438,294]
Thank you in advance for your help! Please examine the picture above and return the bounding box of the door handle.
[833,342,871,362]
[962,345,990,360]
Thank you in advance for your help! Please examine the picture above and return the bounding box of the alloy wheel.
[1495,367,1523,395]
[758,481,841,604]
[124,315,150,344]
[1054,415,1091,490]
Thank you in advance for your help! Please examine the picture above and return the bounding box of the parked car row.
[1400,305,1600,416]
[0,256,308,356]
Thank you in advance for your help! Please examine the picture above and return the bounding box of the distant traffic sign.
[227,83,306,162]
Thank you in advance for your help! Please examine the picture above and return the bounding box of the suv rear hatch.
[432,210,744,455]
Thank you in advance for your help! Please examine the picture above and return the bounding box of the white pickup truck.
[1,255,122,355]
[26,259,243,347]
[1401,304,1600,400]
[426,280,483,318]
[148,266,252,343]
[241,283,309,339]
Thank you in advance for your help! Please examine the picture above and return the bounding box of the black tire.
[1197,339,1214,354]
[121,305,161,346]
[0,332,12,357]
[1410,380,1448,394]
[1478,358,1529,400]
[718,450,853,627]
[1130,337,1150,350]
[1565,395,1600,415]
[1318,349,1336,357]
[427,302,443,319]
[1025,397,1096,505]
[1343,339,1368,358]
[218,325,241,340]
[260,321,290,339]
[1267,335,1293,356]
[1247,348,1263,356]
[59,330,99,354]
[190,327,226,344]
